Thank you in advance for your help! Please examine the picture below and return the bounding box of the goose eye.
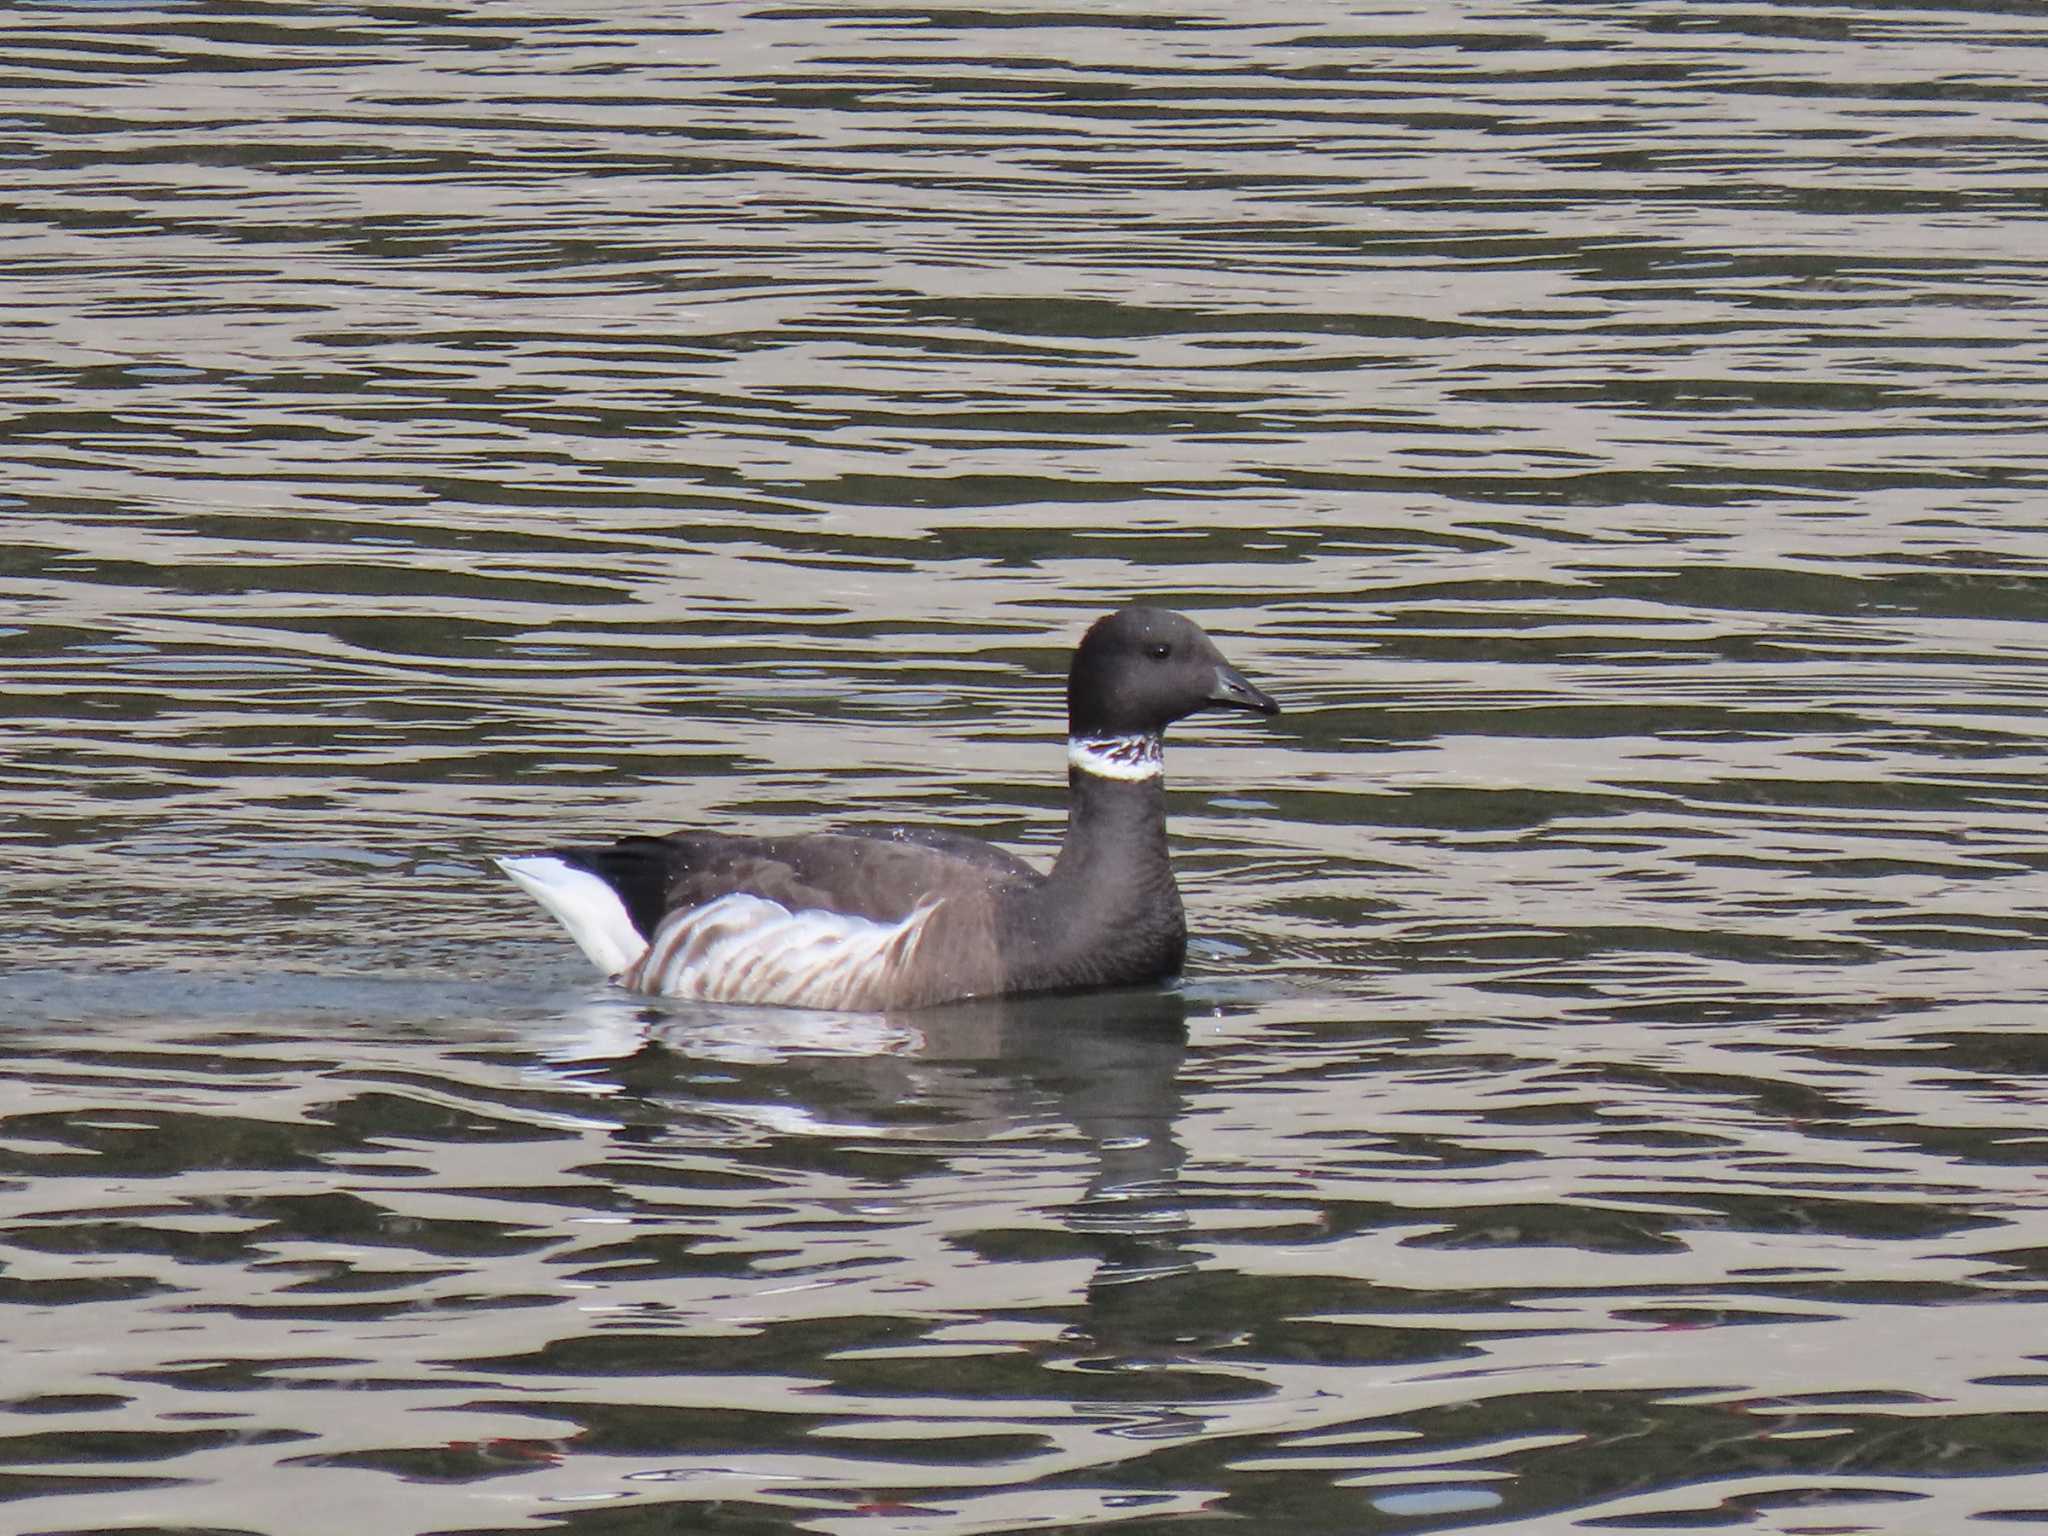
[1145,642,1172,660]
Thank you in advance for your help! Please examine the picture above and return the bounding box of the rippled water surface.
[8,1,2048,1530]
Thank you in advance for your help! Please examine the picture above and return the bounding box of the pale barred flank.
[623,892,942,1010]
[1067,733,1162,782]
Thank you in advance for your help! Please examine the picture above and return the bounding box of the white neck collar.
[1067,734,1163,782]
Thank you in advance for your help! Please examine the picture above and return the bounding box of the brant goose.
[498,607,1278,1011]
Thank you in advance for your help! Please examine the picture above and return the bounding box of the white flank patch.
[497,855,648,977]
[1067,733,1163,782]
[626,892,939,1012]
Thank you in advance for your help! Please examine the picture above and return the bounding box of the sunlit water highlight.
[6,1,2048,1531]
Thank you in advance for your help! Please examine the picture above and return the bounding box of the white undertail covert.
[495,856,647,975]
[501,854,945,1009]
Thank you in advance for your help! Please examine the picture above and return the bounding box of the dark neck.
[994,755,1187,995]
[1048,767,1171,892]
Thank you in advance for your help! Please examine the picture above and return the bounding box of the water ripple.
[7,1,2048,1531]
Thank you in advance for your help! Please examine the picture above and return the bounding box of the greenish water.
[6,1,2048,1531]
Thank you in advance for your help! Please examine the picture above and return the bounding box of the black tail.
[555,836,683,942]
